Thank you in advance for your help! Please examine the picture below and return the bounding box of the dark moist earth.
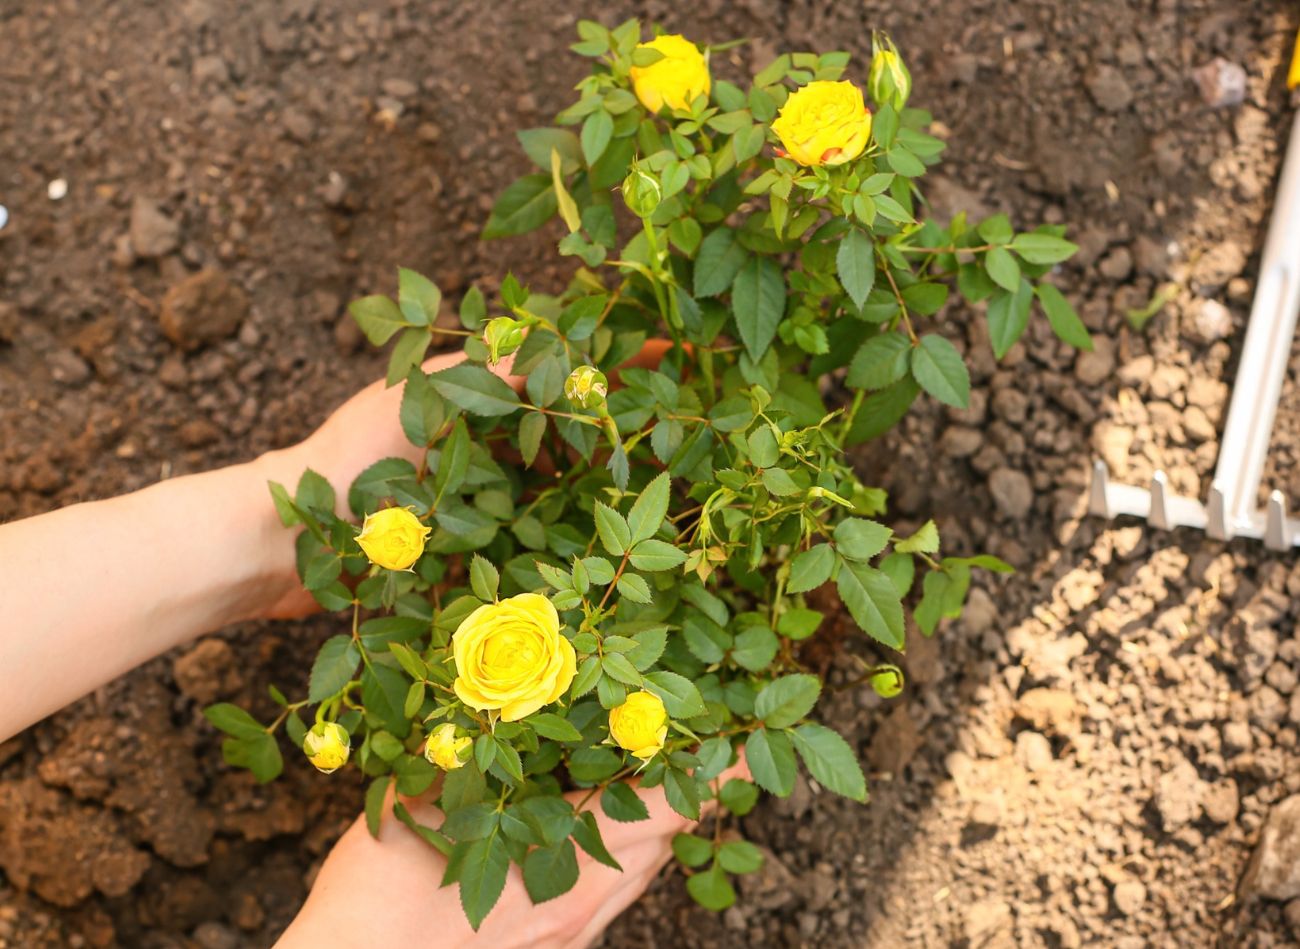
[2,0,1300,946]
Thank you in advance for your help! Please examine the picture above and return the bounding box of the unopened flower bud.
[621,166,662,218]
[868,40,911,110]
[564,365,608,409]
[302,721,351,774]
[424,722,473,770]
[870,663,905,699]
[483,317,526,365]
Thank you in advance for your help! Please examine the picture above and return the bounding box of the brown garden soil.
[4,0,1300,946]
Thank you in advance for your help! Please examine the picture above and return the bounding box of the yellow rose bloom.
[771,80,873,167]
[302,721,350,774]
[629,34,710,113]
[608,690,668,760]
[355,506,431,571]
[452,593,577,722]
[424,722,472,770]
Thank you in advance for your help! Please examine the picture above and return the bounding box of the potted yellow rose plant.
[204,20,1086,927]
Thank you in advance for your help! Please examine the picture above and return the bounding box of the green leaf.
[364,775,390,838]
[695,736,735,780]
[746,727,796,796]
[434,417,471,496]
[910,334,970,408]
[879,551,916,597]
[551,148,581,233]
[687,863,736,911]
[393,800,453,855]
[791,723,867,802]
[833,519,892,562]
[754,674,821,728]
[629,538,686,572]
[581,110,613,165]
[349,294,407,346]
[601,652,643,685]
[1010,231,1078,264]
[984,245,1021,292]
[732,256,785,360]
[519,411,547,466]
[601,782,650,822]
[836,228,876,310]
[836,560,905,650]
[718,839,764,874]
[528,713,582,742]
[672,833,713,868]
[846,377,920,444]
[572,810,622,870]
[457,833,510,930]
[492,735,524,784]
[522,839,580,904]
[693,227,747,297]
[846,332,911,390]
[719,778,759,816]
[431,363,521,416]
[469,554,499,602]
[308,635,360,702]
[1036,283,1093,350]
[459,285,487,329]
[627,471,671,543]
[787,544,834,594]
[986,281,1034,359]
[386,328,430,387]
[895,520,939,554]
[643,670,706,718]
[517,127,582,174]
[762,467,800,496]
[203,703,266,740]
[268,481,300,527]
[398,268,441,326]
[776,608,823,640]
[483,174,557,239]
[746,425,780,468]
[400,370,446,447]
[731,626,779,672]
[978,213,1013,245]
[594,502,631,555]
[627,625,668,671]
[664,768,701,820]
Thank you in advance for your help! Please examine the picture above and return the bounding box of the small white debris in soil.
[47,178,68,200]
[1194,58,1247,109]
[0,205,8,231]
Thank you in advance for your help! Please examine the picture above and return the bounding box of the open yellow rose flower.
[355,506,431,571]
[629,34,710,113]
[771,79,873,167]
[424,722,473,770]
[452,593,577,722]
[608,690,668,760]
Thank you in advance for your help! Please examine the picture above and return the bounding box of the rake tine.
[1207,481,1230,541]
[1149,472,1171,530]
[1266,491,1292,551]
[1089,460,1112,518]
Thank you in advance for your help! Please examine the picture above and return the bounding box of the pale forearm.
[0,449,302,741]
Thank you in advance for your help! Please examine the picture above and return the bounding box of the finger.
[564,837,680,949]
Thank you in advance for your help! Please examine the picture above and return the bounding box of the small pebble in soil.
[47,178,68,200]
[1194,57,1247,109]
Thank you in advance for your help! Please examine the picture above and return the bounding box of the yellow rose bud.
[629,34,710,114]
[608,690,668,760]
[868,45,911,110]
[424,722,473,770]
[564,365,608,410]
[484,317,525,365]
[621,165,662,218]
[355,506,431,572]
[302,721,350,774]
[771,80,873,168]
[452,592,577,722]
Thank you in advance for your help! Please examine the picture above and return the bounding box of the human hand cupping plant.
[205,20,1086,928]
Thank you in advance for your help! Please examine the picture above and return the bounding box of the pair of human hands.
[267,340,724,947]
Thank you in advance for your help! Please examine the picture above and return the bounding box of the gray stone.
[1086,65,1134,112]
[1194,58,1247,109]
[129,197,180,258]
[988,467,1033,519]
[1245,795,1300,900]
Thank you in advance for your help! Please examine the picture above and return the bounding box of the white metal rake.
[1089,102,1300,551]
